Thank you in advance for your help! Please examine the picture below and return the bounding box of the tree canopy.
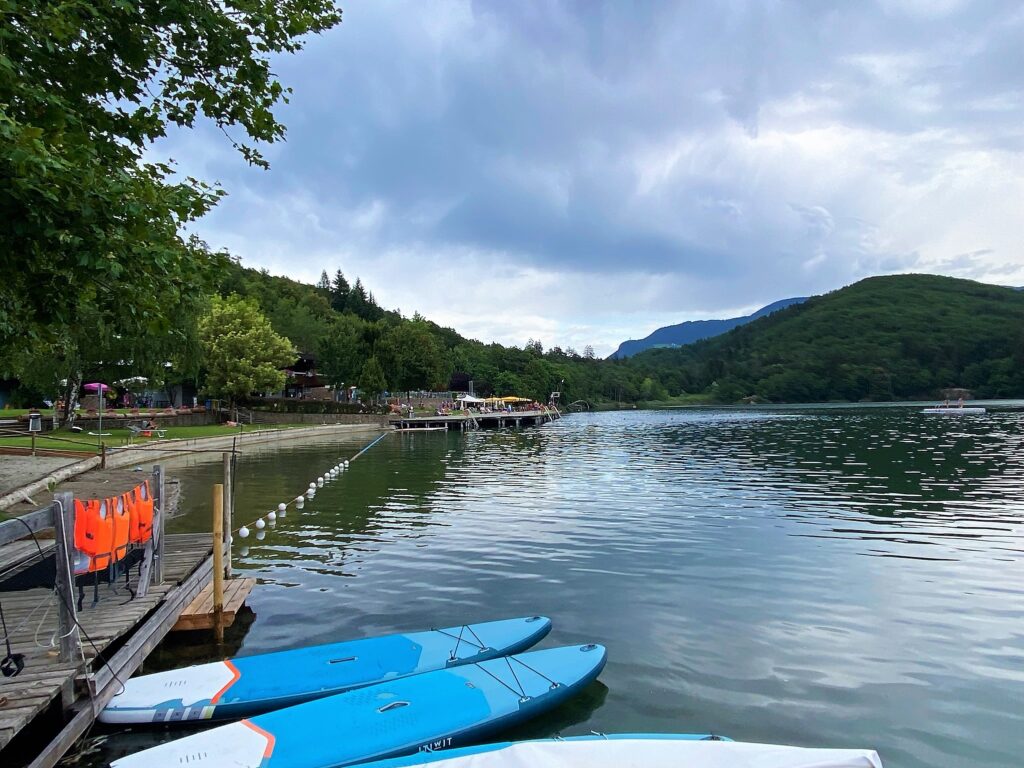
[199,294,296,403]
[0,0,341,346]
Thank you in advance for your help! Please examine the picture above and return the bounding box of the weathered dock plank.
[172,576,255,632]
[0,532,214,765]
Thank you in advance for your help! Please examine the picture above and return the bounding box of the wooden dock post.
[52,492,82,665]
[212,483,225,643]
[153,465,165,585]
[222,453,233,580]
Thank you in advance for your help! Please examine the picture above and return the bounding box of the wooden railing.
[0,466,167,664]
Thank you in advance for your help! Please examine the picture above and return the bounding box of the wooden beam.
[212,484,224,643]
[222,453,232,580]
[153,465,165,584]
[24,701,93,768]
[0,506,54,547]
[51,493,82,665]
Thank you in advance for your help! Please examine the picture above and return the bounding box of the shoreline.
[0,422,386,514]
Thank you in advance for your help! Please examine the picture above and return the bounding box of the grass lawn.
[0,408,154,417]
[0,423,303,452]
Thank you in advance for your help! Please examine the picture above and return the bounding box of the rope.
[8,512,125,695]
[232,430,391,540]
[474,661,529,700]
[431,626,486,651]
[469,653,562,701]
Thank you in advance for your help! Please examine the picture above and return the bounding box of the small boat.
[353,734,883,768]
[111,644,608,768]
[921,406,986,415]
[100,616,551,724]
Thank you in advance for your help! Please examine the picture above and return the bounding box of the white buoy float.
[295,498,304,508]
[278,503,287,513]
[238,526,250,539]
[267,511,276,522]
[255,518,266,529]
[317,477,325,487]
[344,460,350,467]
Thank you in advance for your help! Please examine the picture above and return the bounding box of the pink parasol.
[83,382,111,392]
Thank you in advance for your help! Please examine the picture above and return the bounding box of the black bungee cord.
[0,599,25,677]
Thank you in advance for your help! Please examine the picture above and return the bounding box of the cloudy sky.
[166,1,1024,355]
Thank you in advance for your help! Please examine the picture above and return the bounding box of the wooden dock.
[173,577,256,632]
[390,408,559,432]
[0,466,238,768]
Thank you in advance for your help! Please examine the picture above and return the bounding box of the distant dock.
[390,408,560,432]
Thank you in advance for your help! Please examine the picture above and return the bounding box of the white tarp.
[457,395,487,403]
[386,739,883,768]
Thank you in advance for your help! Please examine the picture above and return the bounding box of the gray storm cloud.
[163,0,1024,354]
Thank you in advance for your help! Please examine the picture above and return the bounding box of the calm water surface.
[93,406,1024,767]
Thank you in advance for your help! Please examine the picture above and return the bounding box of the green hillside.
[215,262,647,406]
[629,275,1024,403]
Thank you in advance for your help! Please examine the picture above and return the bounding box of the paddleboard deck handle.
[329,656,357,664]
[377,701,410,713]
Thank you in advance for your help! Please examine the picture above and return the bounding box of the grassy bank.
[637,393,715,408]
[0,423,303,452]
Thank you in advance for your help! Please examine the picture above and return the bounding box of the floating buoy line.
[232,431,391,543]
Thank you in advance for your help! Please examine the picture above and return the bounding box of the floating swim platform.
[921,407,986,415]
[355,734,882,768]
[100,616,551,724]
[112,644,607,768]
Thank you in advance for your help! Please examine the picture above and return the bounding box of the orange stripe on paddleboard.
[241,719,277,759]
[211,660,241,704]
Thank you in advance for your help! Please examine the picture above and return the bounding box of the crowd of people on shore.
[386,398,547,418]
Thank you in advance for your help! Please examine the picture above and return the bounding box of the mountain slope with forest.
[629,274,1024,402]
[611,297,807,359]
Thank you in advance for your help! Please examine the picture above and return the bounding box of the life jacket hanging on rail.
[73,498,113,573]
[127,481,154,544]
[109,495,131,563]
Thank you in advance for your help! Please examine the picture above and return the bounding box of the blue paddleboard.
[100,616,551,724]
[111,644,608,768]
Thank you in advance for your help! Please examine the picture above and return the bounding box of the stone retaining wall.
[243,412,387,426]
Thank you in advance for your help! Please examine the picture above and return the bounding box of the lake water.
[92,405,1024,767]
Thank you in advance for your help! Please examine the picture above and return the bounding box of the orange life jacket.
[109,495,131,562]
[127,481,154,543]
[73,498,114,572]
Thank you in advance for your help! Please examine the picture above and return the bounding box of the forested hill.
[216,262,655,405]
[610,296,806,359]
[628,274,1024,402]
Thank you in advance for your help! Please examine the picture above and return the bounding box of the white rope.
[233,432,390,541]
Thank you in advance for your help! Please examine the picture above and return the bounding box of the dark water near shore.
[90,405,1024,767]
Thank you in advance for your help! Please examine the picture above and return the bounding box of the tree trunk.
[62,370,82,427]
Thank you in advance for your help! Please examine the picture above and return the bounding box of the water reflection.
[91,407,1024,768]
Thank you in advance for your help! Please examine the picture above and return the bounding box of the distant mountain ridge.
[628,274,1024,403]
[611,297,808,359]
